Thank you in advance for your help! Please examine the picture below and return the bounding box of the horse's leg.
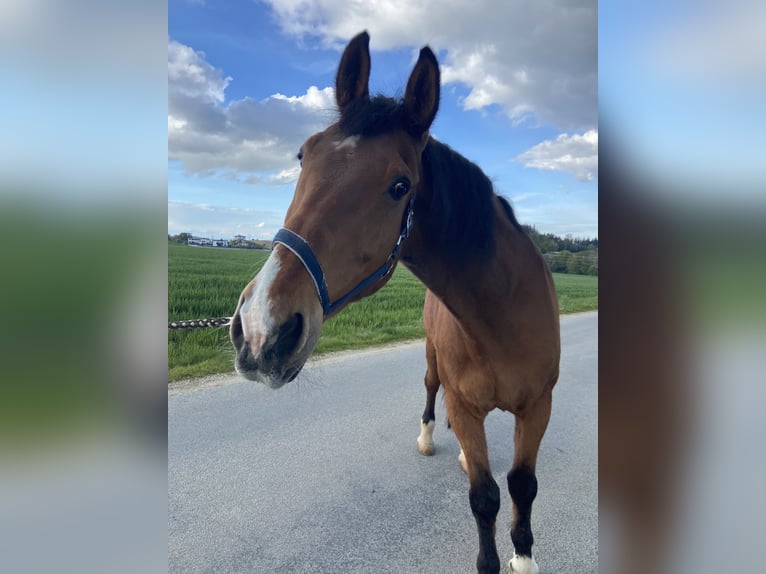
[446,391,500,574]
[416,337,440,456]
[507,387,552,574]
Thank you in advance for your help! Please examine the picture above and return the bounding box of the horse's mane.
[338,95,524,264]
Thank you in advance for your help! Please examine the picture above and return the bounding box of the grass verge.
[168,243,597,381]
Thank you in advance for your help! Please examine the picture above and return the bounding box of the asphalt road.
[169,311,597,574]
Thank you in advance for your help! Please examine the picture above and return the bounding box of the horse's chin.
[235,324,320,389]
[236,356,307,389]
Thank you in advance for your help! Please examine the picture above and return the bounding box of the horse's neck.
[401,139,553,335]
[402,205,532,328]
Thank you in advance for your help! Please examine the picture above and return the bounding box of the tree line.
[170,226,598,276]
[522,225,598,276]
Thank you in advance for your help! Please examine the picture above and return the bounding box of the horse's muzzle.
[231,311,307,388]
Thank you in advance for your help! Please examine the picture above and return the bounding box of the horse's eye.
[389,178,411,201]
[297,149,304,166]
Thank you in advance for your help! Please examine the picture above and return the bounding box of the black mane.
[338,95,524,263]
[421,139,523,263]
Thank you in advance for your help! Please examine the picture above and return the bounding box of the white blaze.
[239,249,282,343]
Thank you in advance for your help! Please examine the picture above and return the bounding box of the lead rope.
[168,317,232,330]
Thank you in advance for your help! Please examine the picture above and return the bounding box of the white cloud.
[168,40,231,104]
[515,130,598,182]
[243,166,304,186]
[269,166,303,184]
[262,0,596,130]
[168,201,285,239]
[271,86,337,109]
[509,192,545,203]
[168,39,336,177]
[648,0,766,89]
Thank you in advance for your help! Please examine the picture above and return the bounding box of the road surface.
[169,311,597,573]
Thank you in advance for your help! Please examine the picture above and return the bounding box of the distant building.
[188,235,212,246]
[188,236,229,247]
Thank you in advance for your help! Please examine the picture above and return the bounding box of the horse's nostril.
[238,342,252,363]
[230,312,244,350]
[274,313,304,360]
[236,341,263,376]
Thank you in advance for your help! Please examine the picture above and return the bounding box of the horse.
[230,31,560,574]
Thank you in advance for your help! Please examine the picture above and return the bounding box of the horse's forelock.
[338,95,405,138]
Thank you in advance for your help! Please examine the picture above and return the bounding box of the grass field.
[168,243,598,381]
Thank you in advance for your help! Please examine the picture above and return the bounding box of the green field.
[168,243,598,381]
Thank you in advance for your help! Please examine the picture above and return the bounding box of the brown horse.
[231,32,560,574]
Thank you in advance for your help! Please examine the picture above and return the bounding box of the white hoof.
[416,420,435,456]
[458,449,468,474]
[509,554,538,574]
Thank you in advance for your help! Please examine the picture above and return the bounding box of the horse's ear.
[403,46,440,140]
[336,31,371,111]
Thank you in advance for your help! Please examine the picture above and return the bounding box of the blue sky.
[600,0,765,206]
[168,0,598,240]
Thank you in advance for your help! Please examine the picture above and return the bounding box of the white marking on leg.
[334,135,359,151]
[239,249,282,345]
[458,448,468,474]
[417,420,435,456]
[509,553,539,574]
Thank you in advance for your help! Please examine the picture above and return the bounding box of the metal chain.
[168,317,232,330]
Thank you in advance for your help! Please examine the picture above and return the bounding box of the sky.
[168,0,598,240]
[600,0,765,207]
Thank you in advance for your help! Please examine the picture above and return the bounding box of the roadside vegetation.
[168,242,598,381]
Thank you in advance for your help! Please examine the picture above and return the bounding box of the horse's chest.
[432,326,548,414]
[432,336,500,409]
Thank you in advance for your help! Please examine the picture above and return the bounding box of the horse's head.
[231,31,440,387]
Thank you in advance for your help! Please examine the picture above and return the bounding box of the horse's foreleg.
[446,392,500,574]
[417,338,440,456]
[507,387,552,574]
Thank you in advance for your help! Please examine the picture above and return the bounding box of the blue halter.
[272,196,415,317]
